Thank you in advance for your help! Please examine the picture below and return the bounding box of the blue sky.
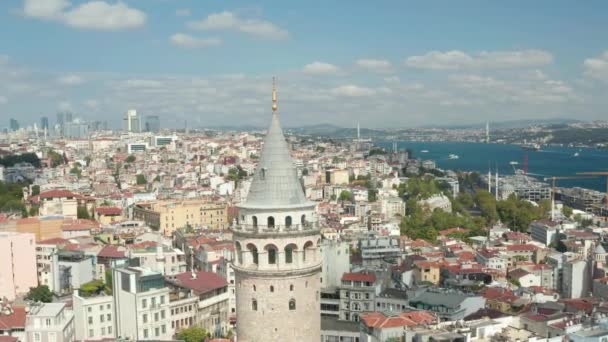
[1,0,608,129]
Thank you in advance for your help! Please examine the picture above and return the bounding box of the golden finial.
[272,77,278,113]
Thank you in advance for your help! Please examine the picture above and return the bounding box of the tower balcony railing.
[234,222,318,234]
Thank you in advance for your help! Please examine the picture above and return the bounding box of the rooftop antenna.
[272,77,278,114]
[495,163,499,201]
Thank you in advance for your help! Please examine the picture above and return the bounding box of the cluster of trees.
[136,174,147,185]
[226,166,248,183]
[0,153,41,168]
[25,285,53,303]
[0,181,28,216]
[47,150,65,167]
[79,280,106,297]
[400,175,553,241]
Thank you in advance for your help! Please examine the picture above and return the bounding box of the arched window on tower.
[265,244,278,265]
[290,284,294,291]
[285,216,292,228]
[252,216,258,228]
[252,299,257,311]
[284,243,297,264]
[303,241,314,262]
[235,241,242,265]
[270,285,274,292]
[267,216,275,228]
[289,299,296,310]
[301,214,306,226]
[247,243,258,265]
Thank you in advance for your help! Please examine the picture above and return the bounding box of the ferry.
[448,154,459,160]
[573,152,580,157]
[421,150,429,153]
[521,143,541,151]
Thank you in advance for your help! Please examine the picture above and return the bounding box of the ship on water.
[521,143,541,151]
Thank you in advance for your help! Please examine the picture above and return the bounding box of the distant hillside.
[422,118,583,129]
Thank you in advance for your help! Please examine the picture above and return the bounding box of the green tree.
[136,174,147,185]
[475,190,498,224]
[562,206,573,218]
[70,165,82,178]
[25,285,53,302]
[338,190,353,202]
[368,189,378,202]
[79,280,105,297]
[176,327,208,342]
[125,154,136,163]
[47,150,64,167]
[77,206,90,219]
[31,185,40,196]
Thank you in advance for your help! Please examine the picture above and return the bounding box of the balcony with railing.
[233,221,318,235]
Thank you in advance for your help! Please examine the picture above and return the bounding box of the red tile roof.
[341,272,376,283]
[172,271,227,295]
[38,237,68,245]
[95,207,122,216]
[39,189,78,199]
[506,244,538,252]
[0,306,26,330]
[360,311,435,329]
[98,245,126,258]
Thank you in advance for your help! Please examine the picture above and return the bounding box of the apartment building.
[72,290,115,340]
[133,200,229,236]
[24,303,75,342]
[0,232,37,301]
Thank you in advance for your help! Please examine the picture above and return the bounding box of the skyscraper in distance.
[123,109,141,133]
[232,79,321,341]
[9,118,19,131]
[40,116,49,131]
[145,115,160,132]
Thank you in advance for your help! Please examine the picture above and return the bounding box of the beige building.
[37,190,79,218]
[326,169,350,185]
[133,200,229,236]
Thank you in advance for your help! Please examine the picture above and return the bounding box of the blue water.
[377,141,608,192]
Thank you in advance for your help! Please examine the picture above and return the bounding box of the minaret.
[495,166,499,201]
[233,78,321,342]
[486,121,490,143]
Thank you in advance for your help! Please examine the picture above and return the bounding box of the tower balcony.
[232,222,319,237]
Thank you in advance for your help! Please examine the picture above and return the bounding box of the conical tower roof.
[240,80,313,210]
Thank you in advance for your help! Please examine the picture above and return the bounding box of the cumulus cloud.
[170,33,221,48]
[188,11,288,40]
[175,8,191,17]
[405,49,553,70]
[302,62,340,75]
[57,74,84,85]
[331,85,376,97]
[583,51,608,83]
[120,79,164,88]
[22,0,146,31]
[355,59,393,73]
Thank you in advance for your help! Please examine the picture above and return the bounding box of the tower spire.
[272,77,278,113]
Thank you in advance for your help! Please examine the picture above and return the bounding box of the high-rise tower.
[232,78,321,341]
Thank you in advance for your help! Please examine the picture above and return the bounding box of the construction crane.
[544,176,596,221]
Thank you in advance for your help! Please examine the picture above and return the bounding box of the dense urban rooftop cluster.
[1,110,608,342]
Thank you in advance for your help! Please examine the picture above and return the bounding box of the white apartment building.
[73,290,115,340]
[320,240,351,288]
[112,267,174,341]
[36,241,61,294]
[25,303,75,342]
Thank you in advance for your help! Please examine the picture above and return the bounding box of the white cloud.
[331,85,376,97]
[405,49,553,70]
[0,96,7,104]
[188,11,288,40]
[355,59,393,72]
[302,62,339,75]
[84,99,99,108]
[57,74,84,85]
[583,51,608,83]
[22,0,146,31]
[22,0,69,19]
[170,33,221,48]
[176,8,191,17]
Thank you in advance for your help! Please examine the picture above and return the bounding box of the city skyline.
[1,1,608,128]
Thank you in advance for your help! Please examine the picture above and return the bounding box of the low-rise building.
[340,273,379,322]
[24,303,75,342]
[72,290,115,340]
[0,232,37,301]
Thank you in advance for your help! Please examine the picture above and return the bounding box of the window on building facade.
[267,216,275,228]
[252,299,257,311]
[289,299,296,310]
[285,216,292,228]
[270,285,274,292]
